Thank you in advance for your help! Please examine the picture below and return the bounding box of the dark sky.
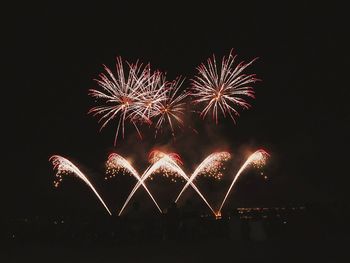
[6,2,348,216]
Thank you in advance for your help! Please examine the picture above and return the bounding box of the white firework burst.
[153,76,188,137]
[191,50,260,123]
[88,57,164,145]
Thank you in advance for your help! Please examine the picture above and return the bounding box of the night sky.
[7,2,348,216]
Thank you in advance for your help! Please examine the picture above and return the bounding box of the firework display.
[50,149,268,216]
[89,57,188,145]
[50,50,269,217]
[89,51,259,145]
[117,151,216,216]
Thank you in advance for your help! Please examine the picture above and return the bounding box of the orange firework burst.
[148,150,183,165]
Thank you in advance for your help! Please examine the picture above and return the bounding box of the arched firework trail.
[175,151,231,203]
[118,153,216,216]
[218,149,269,214]
[49,155,112,215]
[191,50,260,124]
[106,153,162,213]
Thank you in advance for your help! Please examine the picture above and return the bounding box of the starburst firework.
[191,50,260,123]
[88,57,166,145]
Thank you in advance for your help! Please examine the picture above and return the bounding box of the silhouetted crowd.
[2,201,348,247]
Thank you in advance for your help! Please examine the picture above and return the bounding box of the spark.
[147,150,184,182]
[148,150,183,165]
[191,50,260,123]
[49,155,112,215]
[218,149,269,213]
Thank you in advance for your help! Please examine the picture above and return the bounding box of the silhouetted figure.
[229,209,242,241]
[241,218,250,242]
[128,201,142,240]
[163,202,180,240]
[180,200,196,239]
[249,215,267,242]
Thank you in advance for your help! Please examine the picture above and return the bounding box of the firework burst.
[129,71,168,122]
[152,77,188,137]
[191,50,260,123]
[88,57,165,145]
[148,150,183,165]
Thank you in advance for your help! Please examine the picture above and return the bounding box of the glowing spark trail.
[105,153,162,213]
[175,152,231,203]
[49,155,112,215]
[218,149,269,213]
[119,153,216,216]
[191,50,260,123]
[147,151,184,182]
